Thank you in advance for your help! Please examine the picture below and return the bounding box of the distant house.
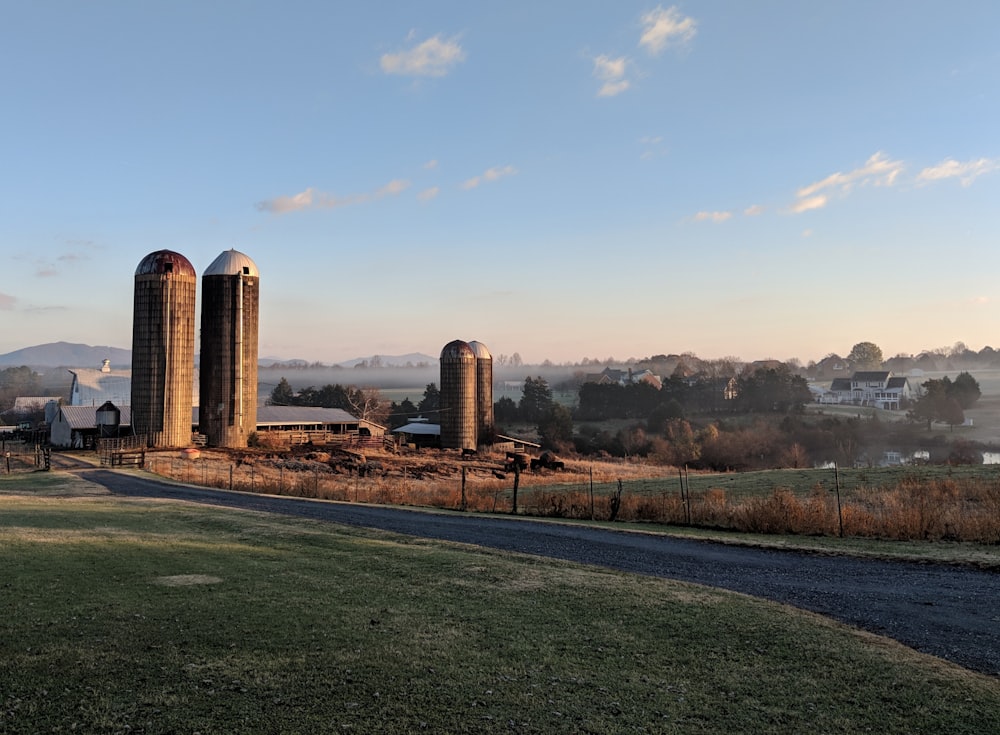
[821,371,912,410]
[584,367,662,389]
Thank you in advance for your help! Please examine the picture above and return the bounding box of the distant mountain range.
[0,342,132,369]
[0,342,438,369]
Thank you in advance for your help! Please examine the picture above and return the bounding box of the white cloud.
[461,165,517,190]
[917,157,999,187]
[593,54,631,97]
[380,34,465,77]
[256,179,411,214]
[639,6,697,56]
[790,194,828,214]
[790,152,903,213]
[0,292,16,310]
[693,210,732,223]
[796,152,903,199]
[418,186,440,201]
[423,159,439,170]
[744,204,764,216]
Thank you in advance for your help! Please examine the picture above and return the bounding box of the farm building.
[50,404,133,449]
[69,364,199,407]
[193,405,385,447]
[392,417,441,448]
[11,396,62,415]
[69,366,132,406]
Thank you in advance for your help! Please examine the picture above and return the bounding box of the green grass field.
[1,489,998,734]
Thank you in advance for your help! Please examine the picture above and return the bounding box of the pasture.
[1,484,998,734]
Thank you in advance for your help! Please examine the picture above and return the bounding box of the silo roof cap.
[204,249,259,277]
[440,340,475,360]
[468,341,492,360]
[135,250,196,277]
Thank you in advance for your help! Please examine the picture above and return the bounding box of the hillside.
[0,342,131,369]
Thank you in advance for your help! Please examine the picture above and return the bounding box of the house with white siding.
[820,371,912,410]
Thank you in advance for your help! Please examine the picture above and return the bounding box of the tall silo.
[468,340,494,446]
[439,340,477,450]
[199,249,260,448]
[131,250,197,447]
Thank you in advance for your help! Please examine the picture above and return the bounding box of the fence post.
[461,466,467,512]
[589,466,595,520]
[834,463,844,538]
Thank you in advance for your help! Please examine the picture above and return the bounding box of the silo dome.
[468,341,491,361]
[204,248,259,278]
[134,250,196,277]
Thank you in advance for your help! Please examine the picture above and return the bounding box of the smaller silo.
[439,340,477,450]
[468,340,494,446]
[96,401,121,438]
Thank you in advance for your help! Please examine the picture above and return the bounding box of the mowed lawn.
[2,490,999,733]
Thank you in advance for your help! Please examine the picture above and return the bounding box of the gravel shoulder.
[50,463,1000,677]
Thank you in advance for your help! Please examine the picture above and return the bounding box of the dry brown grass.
[138,445,1000,543]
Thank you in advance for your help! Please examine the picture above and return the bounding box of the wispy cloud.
[639,6,697,56]
[789,194,828,214]
[418,186,440,201]
[744,204,765,216]
[791,152,903,213]
[461,165,517,190]
[381,34,465,77]
[423,159,439,170]
[0,292,16,310]
[693,210,732,223]
[917,157,999,187]
[593,54,631,97]
[256,179,411,215]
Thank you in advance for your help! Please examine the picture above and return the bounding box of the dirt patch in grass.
[153,574,223,586]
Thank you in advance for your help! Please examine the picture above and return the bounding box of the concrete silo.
[439,340,477,450]
[131,250,197,447]
[199,249,260,448]
[467,340,494,445]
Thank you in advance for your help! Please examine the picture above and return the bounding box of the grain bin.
[131,250,197,447]
[95,400,121,438]
[467,340,494,446]
[439,340,477,450]
[199,249,260,448]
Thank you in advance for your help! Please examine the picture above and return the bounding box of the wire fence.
[1,440,51,473]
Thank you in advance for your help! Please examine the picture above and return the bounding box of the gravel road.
[64,464,1000,677]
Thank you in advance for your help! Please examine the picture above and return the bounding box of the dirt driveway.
[64,464,1000,678]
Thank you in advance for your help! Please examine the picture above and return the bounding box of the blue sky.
[2,2,998,365]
